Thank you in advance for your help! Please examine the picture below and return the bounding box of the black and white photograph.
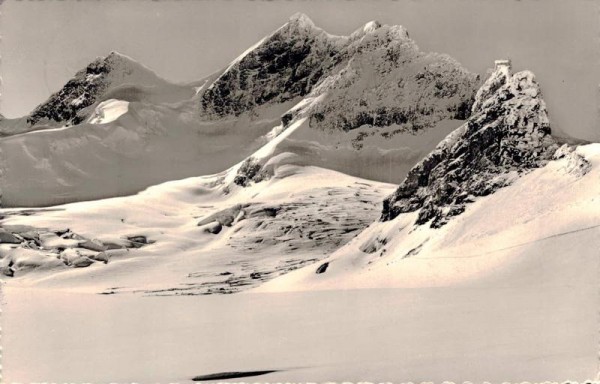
[0,0,599,382]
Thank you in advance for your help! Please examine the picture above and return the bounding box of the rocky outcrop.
[233,157,271,187]
[381,66,559,228]
[0,225,155,276]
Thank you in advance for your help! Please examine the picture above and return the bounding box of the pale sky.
[1,0,598,140]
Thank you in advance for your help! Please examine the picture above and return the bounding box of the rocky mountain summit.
[381,62,560,227]
[26,52,167,127]
[0,52,194,136]
[200,13,479,135]
[200,13,345,118]
[195,13,481,186]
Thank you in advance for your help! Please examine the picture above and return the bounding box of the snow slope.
[0,25,598,382]
[258,66,598,293]
[3,142,599,380]
[3,144,598,382]
[87,99,130,124]
[0,118,394,294]
[0,94,296,207]
[259,143,600,292]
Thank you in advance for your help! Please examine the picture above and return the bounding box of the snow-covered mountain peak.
[363,20,382,33]
[273,12,330,40]
[200,15,342,118]
[106,50,130,59]
[24,51,171,127]
[101,51,150,73]
[200,14,477,133]
[96,51,165,85]
[105,50,135,63]
[381,64,559,228]
[286,12,316,28]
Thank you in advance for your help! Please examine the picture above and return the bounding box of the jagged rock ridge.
[381,65,559,228]
[200,13,346,118]
[200,13,480,135]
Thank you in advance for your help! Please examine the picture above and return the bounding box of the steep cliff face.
[381,67,559,228]
[200,13,346,118]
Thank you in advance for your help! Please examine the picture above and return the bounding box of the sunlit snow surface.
[87,99,129,124]
[2,144,599,383]
[0,118,395,295]
[260,144,600,292]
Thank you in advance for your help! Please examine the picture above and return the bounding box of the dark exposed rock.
[2,261,15,277]
[125,235,154,248]
[24,52,157,128]
[26,56,113,126]
[0,230,21,244]
[54,228,71,237]
[382,67,558,228]
[127,235,149,243]
[199,221,223,234]
[201,13,343,118]
[71,257,95,268]
[233,157,270,187]
[78,239,107,252]
[315,262,329,274]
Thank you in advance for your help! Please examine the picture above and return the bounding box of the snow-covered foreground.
[2,146,599,383]
[3,274,597,383]
[1,132,599,382]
